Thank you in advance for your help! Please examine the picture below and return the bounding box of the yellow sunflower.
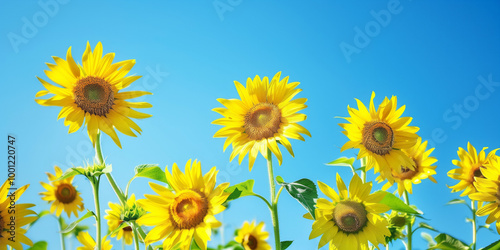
[35,41,152,148]
[76,231,113,250]
[104,194,140,245]
[137,159,230,250]
[339,92,419,179]
[469,155,500,233]
[40,166,84,218]
[235,221,271,250]
[309,173,390,250]
[448,142,498,196]
[379,137,438,196]
[212,72,310,171]
[0,179,37,250]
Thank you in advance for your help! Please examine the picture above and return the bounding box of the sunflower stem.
[58,216,66,250]
[90,177,102,250]
[132,222,141,250]
[471,200,477,250]
[267,149,281,250]
[360,157,367,183]
[404,191,412,250]
[94,131,127,207]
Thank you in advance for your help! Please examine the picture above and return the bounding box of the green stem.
[404,191,412,250]
[252,193,272,210]
[90,177,102,250]
[58,217,66,250]
[360,157,367,183]
[94,131,153,250]
[471,200,477,250]
[132,222,141,250]
[267,149,281,250]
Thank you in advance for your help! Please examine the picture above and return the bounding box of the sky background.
[1,1,500,249]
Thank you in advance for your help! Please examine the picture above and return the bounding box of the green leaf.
[417,222,439,232]
[281,240,293,250]
[421,232,436,248]
[134,164,169,184]
[446,199,467,205]
[61,210,95,234]
[224,180,255,203]
[326,157,355,167]
[107,221,130,237]
[278,178,318,219]
[54,167,84,181]
[222,240,244,250]
[378,191,420,214]
[482,239,500,250]
[27,241,48,250]
[429,233,470,250]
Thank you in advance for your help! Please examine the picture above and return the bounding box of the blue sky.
[1,0,500,249]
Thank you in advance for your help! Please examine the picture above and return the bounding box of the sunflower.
[76,231,113,250]
[137,159,230,250]
[309,174,390,250]
[469,155,500,233]
[212,72,310,171]
[448,142,498,196]
[104,194,142,245]
[379,137,437,196]
[0,179,37,250]
[40,166,84,218]
[339,92,419,178]
[35,41,152,148]
[235,221,271,250]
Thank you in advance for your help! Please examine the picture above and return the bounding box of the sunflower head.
[469,156,500,233]
[213,72,310,171]
[76,231,113,250]
[35,42,152,148]
[104,194,143,245]
[310,174,390,249]
[137,159,230,250]
[0,180,37,250]
[448,142,499,196]
[235,221,271,250]
[40,166,84,218]
[378,137,438,196]
[339,92,419,178]
[384,211,409,243]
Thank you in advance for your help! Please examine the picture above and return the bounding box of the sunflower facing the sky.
[212,72,310,171]
[379,137,438,196]
[339,92,419,179]
[235,221,271,250]
[40,166,84,218]
[448,142,499,196]
[35,42,152,148]
[76,231,113,250]
[0,179,37,250]
[309,174,390,250]
[469,156,500,233]
[104,194,142,245]
[137,160,230,250]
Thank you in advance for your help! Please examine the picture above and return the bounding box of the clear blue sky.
[1,1,500,249]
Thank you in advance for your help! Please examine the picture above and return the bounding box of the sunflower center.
[244,103,282,140]
[397,158,418,180]
[333,201,367,234]
[73,76,114,116]
[169,190,208,230]
[243,234,258,250]
[473,167,484,178]
[390,215,407,228]
[0,213,4,235]
[55,183,77,204]
[362,122,394,155]
[123,226,133,232]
